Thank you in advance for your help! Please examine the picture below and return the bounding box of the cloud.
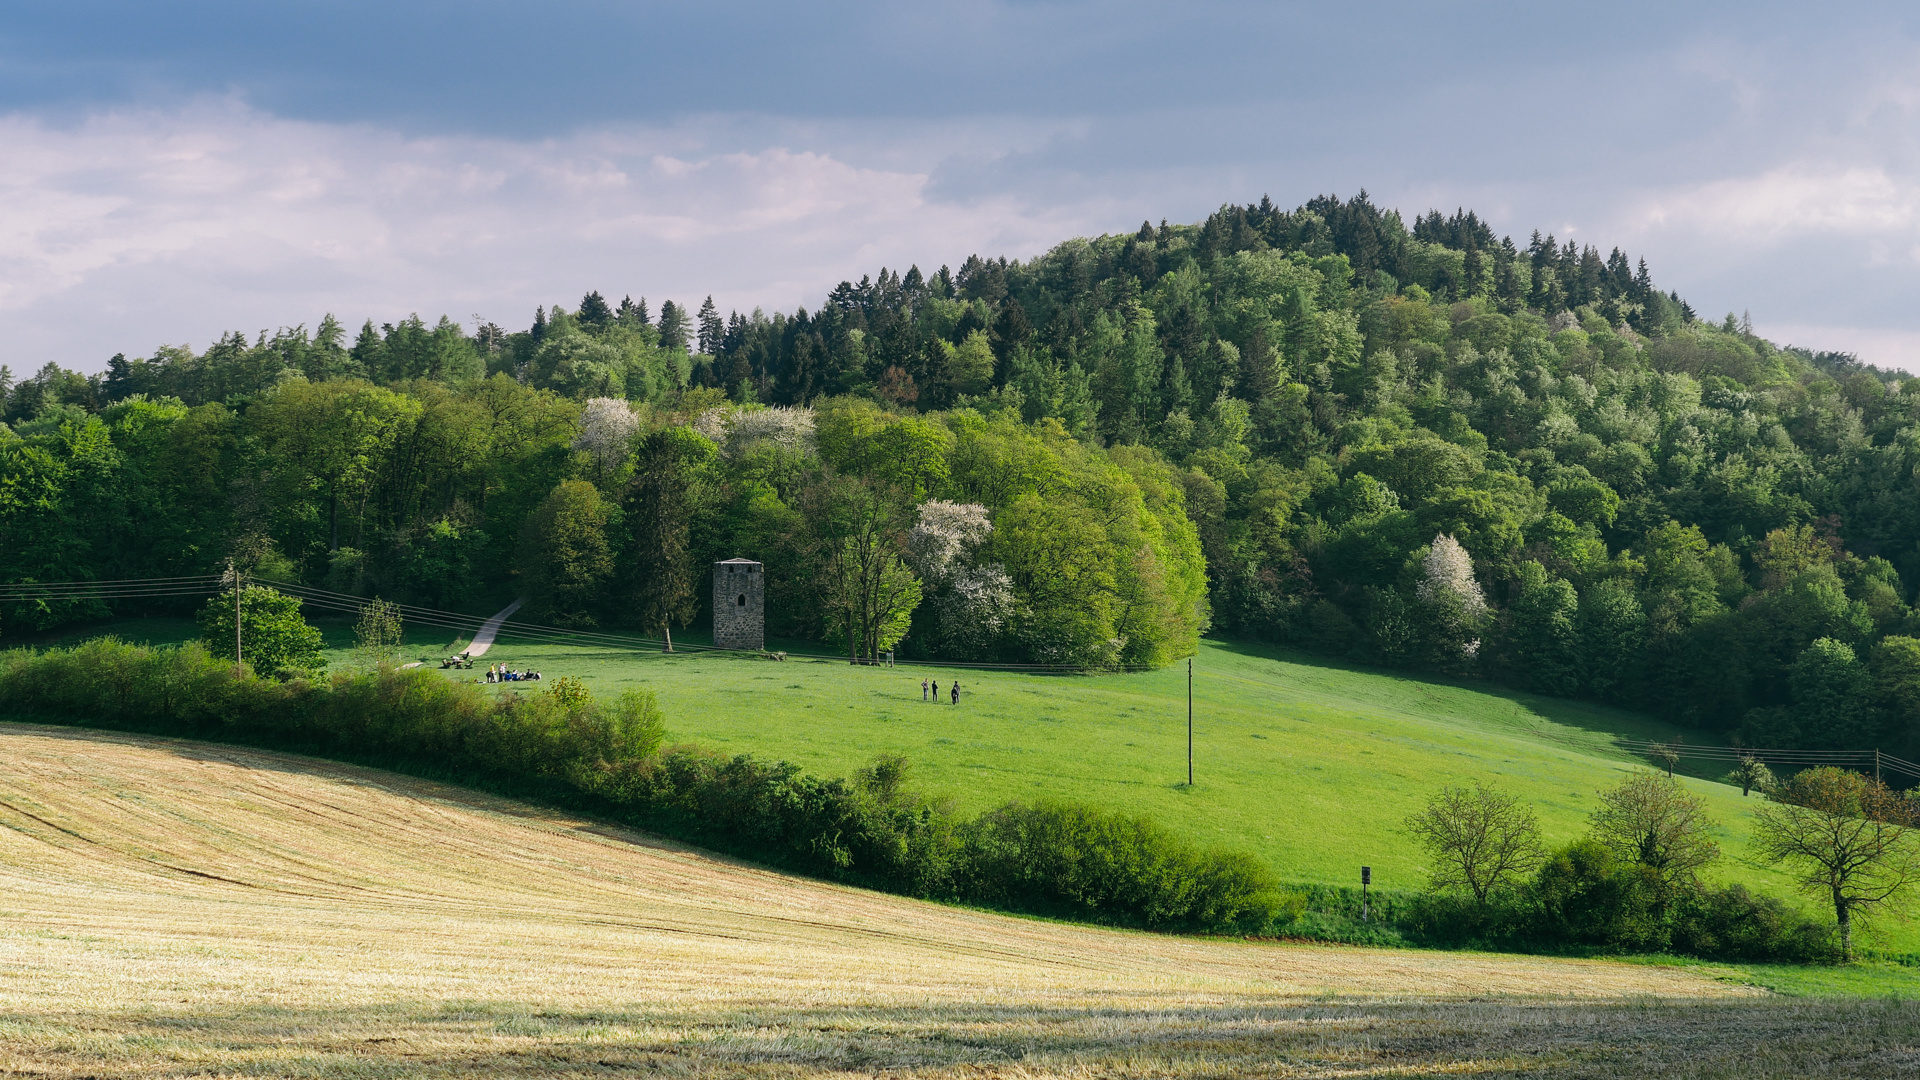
[1754,322,1920,371]
[0,100,1113,370]
[1636,165,1920,244]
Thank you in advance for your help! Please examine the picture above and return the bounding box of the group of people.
[487,664,541,683]
[921,677,961,704]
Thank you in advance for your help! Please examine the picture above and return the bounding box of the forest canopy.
[7,192,1920,760]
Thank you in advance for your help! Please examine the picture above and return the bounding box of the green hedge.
[0,637,1841,960]
[0,638,1275,933]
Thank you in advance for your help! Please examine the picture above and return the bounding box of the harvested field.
[0,722,1912,1078]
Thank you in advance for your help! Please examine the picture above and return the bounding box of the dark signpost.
[1186,658,1193,787]
[1361,865,1371,922]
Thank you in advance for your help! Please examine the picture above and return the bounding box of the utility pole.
[1187,658,1193,787]
[227,558,243,678]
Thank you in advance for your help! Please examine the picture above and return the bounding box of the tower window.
[737,594,747,606]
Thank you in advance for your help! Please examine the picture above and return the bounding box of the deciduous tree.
[1405,782,1545,904]
[1752,766,1920,959]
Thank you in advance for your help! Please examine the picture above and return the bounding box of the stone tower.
[712,558,765,650]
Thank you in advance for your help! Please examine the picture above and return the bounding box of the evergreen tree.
[578,291,613,330]
[657,300,690,352]
[617,295,649,327]
[697,296,723,355]
[350,320,387,382]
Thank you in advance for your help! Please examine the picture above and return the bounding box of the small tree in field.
[1752,766,1920,959]
[1405,782,1545,904]
[197,585,325,677]
[1587,772,1719,901]
[1648,742,1679,778]
[545,675,591,710]
[1726,754,1777,797]
[352,597,404,670]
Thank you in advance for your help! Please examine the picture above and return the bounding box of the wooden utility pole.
[227,558,243,678]
[1187,658,1193,787]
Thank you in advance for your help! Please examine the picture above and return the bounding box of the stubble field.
[27,615,1920,959]
[1,722,1917,1078]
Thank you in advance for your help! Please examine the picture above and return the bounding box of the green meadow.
[26,614,1920,961]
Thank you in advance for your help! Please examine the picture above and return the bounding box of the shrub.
[1525,839,1668,952]
[1669,883,1838,963]
[0,638,1270,936]
[599,747,962,897]
[196,586,325,677]
[957,801,1281,931]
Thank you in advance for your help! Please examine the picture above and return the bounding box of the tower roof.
[716,558,760,565]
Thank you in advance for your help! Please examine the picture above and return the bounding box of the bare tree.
[1752,767,1920,960]
[1648,742,1679,778]
[1588,772,1720,899]
[1405,782,1545,904]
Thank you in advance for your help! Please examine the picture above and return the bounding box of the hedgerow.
[0,638,1272,933]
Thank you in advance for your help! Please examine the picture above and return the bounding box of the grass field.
[5,722,1919,1078]
[28,612,1920,960]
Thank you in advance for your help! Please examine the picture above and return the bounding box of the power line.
[5,574,1920,772]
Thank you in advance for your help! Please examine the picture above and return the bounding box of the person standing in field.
[951,680,960,705]
[921,678,929,701]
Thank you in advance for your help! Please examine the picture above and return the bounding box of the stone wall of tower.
[712,559,765,650]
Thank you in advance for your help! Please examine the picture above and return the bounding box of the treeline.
[0,638,1273,932]
[9,192,1920,751]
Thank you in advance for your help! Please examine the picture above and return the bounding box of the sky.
[4,1,1920,373]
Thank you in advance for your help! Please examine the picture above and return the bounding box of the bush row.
[1269,851,1837,963]
[0,637,1839,959]
[0,638,1273,933]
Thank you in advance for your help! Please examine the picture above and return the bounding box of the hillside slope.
[23,616,1910,950]
[8,721,1882,1078]
[469,634,1859,919]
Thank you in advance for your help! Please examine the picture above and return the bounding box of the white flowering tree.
[906,500,994,587]
[573,397,638,478]
[691,404,815,459]
[905,500,1011,660]
[1416,533,1490,663]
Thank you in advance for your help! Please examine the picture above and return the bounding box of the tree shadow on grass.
[1198,636,1734,784]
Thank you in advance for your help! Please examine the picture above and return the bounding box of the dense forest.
[6,192,1920,761]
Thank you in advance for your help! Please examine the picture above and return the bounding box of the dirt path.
[461,597,522,657]
[402,597,521,667]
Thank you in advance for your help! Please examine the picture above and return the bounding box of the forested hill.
[5,191,1920,761]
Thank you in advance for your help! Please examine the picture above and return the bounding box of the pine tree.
[697,296,723,355]
[616,295,648,327]
[656,301,690,352]
[578,291,613,330]
[351,319,387,381]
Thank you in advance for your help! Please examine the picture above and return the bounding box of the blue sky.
[4,1,1920,370]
